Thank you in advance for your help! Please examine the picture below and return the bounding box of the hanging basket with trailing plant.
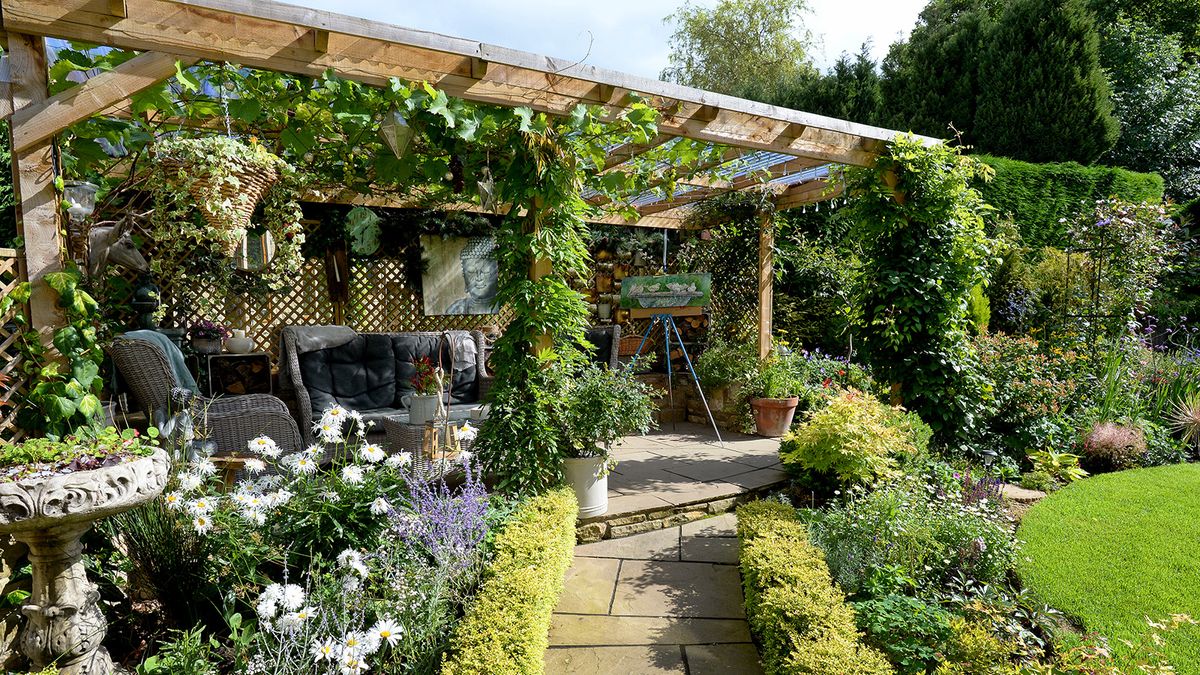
[152,136,284,256]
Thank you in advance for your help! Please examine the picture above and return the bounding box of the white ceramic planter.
[405,394,442,425]
[224,329,255,354]
[564,456,608,518]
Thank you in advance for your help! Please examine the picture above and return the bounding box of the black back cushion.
[298,334,397,416]
[585,327,615,367]
[392,332,479,406]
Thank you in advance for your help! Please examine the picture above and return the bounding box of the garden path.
[545,513,764,674]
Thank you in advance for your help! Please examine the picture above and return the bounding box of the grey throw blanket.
[278,325,358,396]
[124,329,199,394]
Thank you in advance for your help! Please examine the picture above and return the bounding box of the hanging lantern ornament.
[63,181,99,222]
[380,108,415,158]
[476,166,497,212]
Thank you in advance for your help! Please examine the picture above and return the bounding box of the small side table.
[191,352,272,397]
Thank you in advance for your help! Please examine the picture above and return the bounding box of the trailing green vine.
[845,135,996,453]
[2,265,106,438]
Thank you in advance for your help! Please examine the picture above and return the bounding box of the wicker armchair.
[107,336,302,455]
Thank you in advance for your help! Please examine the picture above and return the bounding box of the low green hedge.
[737,501,894,675]
[441,487,578,675]
[974,154,1165,248]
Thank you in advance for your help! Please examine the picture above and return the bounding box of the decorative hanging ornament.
[380,108,415,158]
[476,166,497,212]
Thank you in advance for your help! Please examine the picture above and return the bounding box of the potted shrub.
[404,356,443,425]
[563,364,657,517]
[0,428,168,674]
[747,353,802,437]
[188,319,230,355]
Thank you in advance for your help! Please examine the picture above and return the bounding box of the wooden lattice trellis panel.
[0,248,29,443]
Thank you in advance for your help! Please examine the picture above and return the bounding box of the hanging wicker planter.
[153,137,284,257]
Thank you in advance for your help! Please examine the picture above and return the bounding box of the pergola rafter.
[0,0,937,357]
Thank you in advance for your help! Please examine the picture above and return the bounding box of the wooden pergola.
[0,0,934,358]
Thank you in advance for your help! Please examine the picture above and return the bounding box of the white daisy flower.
[370,618,403,648]
[337,548,362,568]
[280,583,305,611]
[341,465,365,485]
[321,490,341,502]
[342,631,380,656]
[339,654,370,675]
[458,422,478,441]
[268,489,294,507]
[243,457,267,474]
[163,491,184,510]
[385,452,412,469]
[177,472,204,492]
[304,444,324,457]
[188,497,216,515]
[370,497,391,516]
[256,597,278,621]
[458,450,474,465]
[248,435,281,458]
[277,606,315,632]
[359,443,386,464]
[192,514,213,535]
[314,421,344,444]
[311,638,340,662]
[194,458,218,476]
[321,405,348,425]
[342,575,362,593]
[240,508,266,526]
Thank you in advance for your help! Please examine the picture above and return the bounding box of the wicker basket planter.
[158,156,279,256]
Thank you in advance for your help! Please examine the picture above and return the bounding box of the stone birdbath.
[0,448,169,674]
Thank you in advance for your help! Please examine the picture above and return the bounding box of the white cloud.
[289,0,925,77]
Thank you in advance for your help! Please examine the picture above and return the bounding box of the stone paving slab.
[546,646,685,674]
[685,644,766,675]
[680,536,740,564]
[723,467,790,490]
[548,614,753,646]
[557,557,621,614]
[577,528,680,561]
[681,513,737,538]
[611,560,746,618]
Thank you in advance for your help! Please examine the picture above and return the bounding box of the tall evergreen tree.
[974,0,1119,163]
[772,44,884,125]
[880,0,1000,142]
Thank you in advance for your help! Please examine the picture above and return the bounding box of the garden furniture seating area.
[279,326,488,443]
[107,335,303,454]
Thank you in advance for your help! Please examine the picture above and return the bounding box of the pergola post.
[756,211,773,360]
[5,33,63,341]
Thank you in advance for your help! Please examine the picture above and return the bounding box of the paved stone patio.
[546,513,765,674]
[578,423,787,541]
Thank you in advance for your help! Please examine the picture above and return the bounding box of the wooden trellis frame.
[0,0,937,371]
[0,248,29,442]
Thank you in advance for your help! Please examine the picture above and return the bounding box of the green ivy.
[2,265,106,438]
[846,136,996,452]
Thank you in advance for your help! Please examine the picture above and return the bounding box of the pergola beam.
[7,50,194,152]
[0,0,932,167]
[636,156,825,216]
[5,33,63,339]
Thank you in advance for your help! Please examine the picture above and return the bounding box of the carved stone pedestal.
[0,450,169,674]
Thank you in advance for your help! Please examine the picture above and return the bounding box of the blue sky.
[287,0,927,76]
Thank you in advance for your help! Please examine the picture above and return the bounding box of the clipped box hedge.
[737,501,894,675]
[974,154,1165,249]
[441,487,578,675]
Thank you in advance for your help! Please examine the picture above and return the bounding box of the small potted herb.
[188,319,230,355]
[562,364,657,517]
[403,356,443,425]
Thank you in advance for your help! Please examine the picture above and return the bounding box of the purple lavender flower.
[390,461,490,573]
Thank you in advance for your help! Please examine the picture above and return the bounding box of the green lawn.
[1017,463,1200,673]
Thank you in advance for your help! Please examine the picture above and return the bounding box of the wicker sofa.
[107,336,303,454]
[279,326,489,444]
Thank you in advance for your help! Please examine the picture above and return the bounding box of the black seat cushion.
[392,333,479,407]
[298,334,397,417]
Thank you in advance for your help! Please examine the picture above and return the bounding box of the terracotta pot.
[749,396,799,437]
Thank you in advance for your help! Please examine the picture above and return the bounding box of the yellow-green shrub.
[933,617,1019,675]
[441,487,577,675]
[779,390,922,486]
[737,501,894,675]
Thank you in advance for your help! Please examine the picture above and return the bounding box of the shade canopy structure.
[0,0,938,357]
